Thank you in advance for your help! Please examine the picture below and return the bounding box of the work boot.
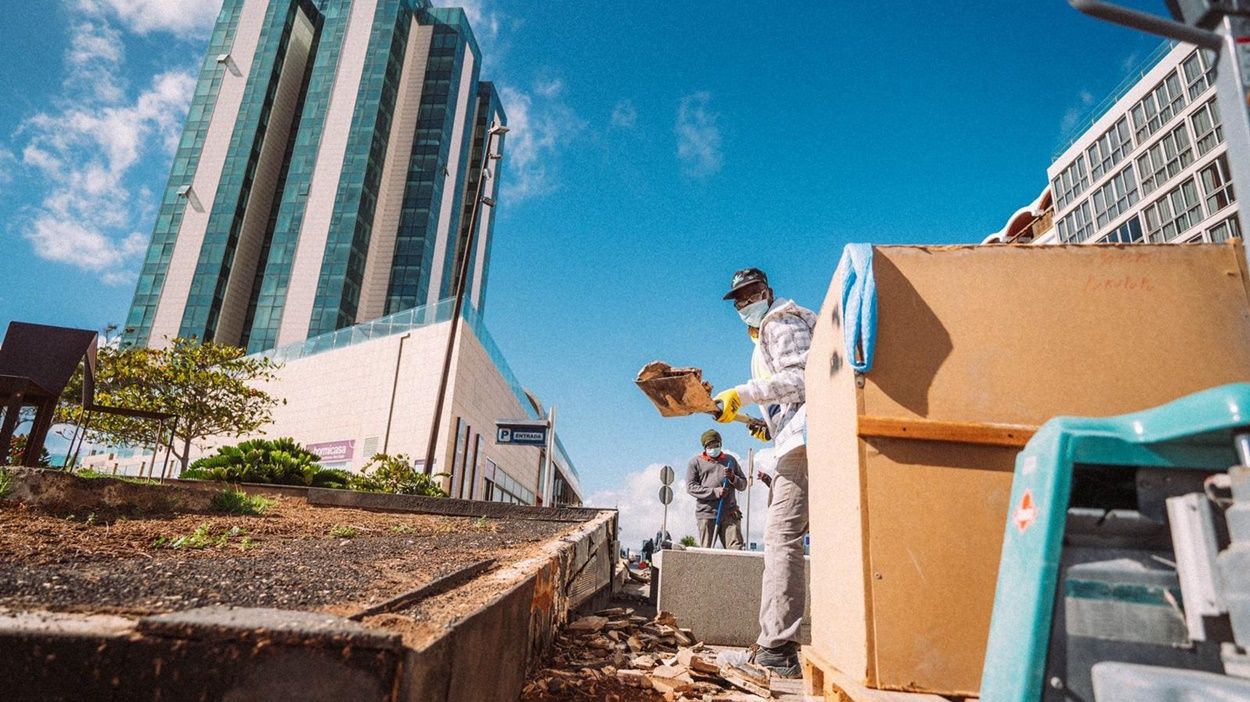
[716,642,803,679]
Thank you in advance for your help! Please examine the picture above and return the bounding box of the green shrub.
[310,468,353,489]
[75,470,157,485]
[349,453,447,497]
[328,524,358,539]
[157,524,250,550]
[186,438,343,487]
[210,489,274,515]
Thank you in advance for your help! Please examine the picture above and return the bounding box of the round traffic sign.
[659,465,675,485]
[658,485,674,505]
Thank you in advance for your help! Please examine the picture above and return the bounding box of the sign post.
[544,405,557,506]
[659,465,675,545]
[495,414,556,506]
[495,420,548,446]
[746,448,753,548]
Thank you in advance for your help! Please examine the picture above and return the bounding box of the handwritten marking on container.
[1084,274,1155,293]
[1098,251,1152,265]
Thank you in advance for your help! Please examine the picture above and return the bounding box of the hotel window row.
[1050,49,1218,216]
[1050,47,1233,246]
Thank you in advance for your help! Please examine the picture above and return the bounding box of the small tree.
[680,535,697,548]
[58,337,282,472]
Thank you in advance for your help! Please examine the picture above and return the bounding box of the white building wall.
[1048,44,1191,183]
[357,20,433,323]
[447,327,546,501]
[148,0,271,346]
[1045,42,1236,246]
[277,0,379,347]
[193,321,556,503]
[256,324,447,472]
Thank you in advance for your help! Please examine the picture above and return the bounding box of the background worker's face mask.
[737,299,769,328]
[706,446,722,458]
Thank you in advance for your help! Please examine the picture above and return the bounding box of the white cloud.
[676,91,723,178]
[432,0,516,70]
[0,147,17,185]
[65,20,127,103]
[610,99,637,129]
[534,78,564,99]
[448,0,501,44]
[585,451,776,553]
[25,218,144,277]
[499,79,585,202]
[1060,89,1096,136]
[1120,50,1142,73]
[5,1,211,283]
[17,67,195,283]
[76,0,224,40]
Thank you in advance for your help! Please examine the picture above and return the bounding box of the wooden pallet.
[801,646,972,702]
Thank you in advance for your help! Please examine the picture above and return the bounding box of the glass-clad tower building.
[122,0,505,352]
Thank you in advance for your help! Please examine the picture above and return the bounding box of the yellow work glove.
[713,388,742,423]
[749,421,771,442]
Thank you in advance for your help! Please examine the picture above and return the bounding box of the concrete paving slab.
[656,547,811,647]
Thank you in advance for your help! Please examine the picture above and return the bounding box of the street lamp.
[422,123,509,485]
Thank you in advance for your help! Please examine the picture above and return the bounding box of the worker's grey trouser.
[697,515,744,550]
[758,445,808,649]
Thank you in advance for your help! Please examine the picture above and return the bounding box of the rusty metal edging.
[349,559,498,621]
[399,509,618,702]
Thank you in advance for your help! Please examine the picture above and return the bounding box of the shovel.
[712,475,732,547]
[634,361,765,428]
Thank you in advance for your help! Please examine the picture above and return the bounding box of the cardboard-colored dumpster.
[804,242,1250,697]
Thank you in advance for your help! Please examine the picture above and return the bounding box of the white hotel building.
[986,40,1240,246]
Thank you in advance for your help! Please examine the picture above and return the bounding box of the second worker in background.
[685,429,747,549]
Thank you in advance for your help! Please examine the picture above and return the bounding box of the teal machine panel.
[981,383,1250,701]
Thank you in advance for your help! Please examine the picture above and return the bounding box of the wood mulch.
[0,496,569,617]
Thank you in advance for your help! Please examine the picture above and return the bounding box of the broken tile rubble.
[520,607,773,701]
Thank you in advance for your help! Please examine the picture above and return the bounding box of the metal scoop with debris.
[635,361,767,432]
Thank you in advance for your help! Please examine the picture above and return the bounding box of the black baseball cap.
[723,268,769,300]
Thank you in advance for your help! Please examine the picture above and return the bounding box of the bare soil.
[0,496,570,617]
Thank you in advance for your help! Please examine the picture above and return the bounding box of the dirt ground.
[0,495,570,617]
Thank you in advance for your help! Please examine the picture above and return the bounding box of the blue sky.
[0,1,1167,544]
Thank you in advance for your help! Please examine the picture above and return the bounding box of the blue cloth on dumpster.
[837,243,877,373]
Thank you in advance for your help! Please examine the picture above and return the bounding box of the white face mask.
[737,299,769,327]
[706,447,722,458]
